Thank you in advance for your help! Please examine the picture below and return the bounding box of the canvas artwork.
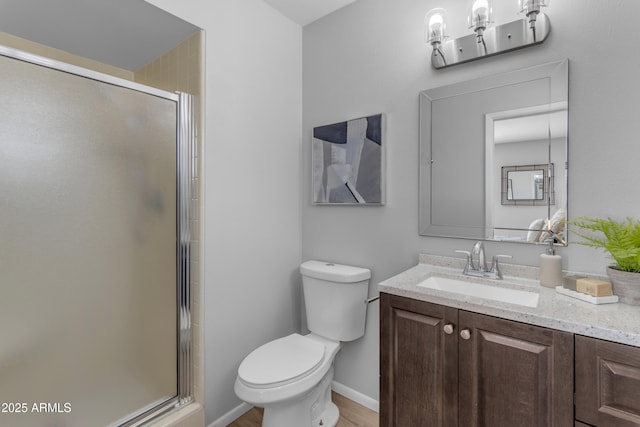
[312,114,385,205]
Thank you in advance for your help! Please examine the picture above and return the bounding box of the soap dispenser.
[540,239,562,288]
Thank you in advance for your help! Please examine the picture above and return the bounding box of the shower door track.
[0,45,195,427]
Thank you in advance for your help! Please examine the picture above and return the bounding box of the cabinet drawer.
[576,335,640,426]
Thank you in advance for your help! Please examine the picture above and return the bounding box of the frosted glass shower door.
[0,53,179,426]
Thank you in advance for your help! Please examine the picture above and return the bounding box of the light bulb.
[519,0,550,15]
[468,0,493,31]
[429,13,444,33]
[425,8,447,45]
[473,0,489,18]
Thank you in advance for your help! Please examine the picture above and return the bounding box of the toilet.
[234,260,371,427]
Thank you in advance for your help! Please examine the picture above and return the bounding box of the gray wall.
[147,0,303,424]
[303,0,640,402]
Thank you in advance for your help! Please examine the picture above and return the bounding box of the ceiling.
[494,111,568,144]
[0,0,355,71]
[263,0,357,26]
[0,0,199,71]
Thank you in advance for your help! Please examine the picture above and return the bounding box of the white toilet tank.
[300,260,371,342]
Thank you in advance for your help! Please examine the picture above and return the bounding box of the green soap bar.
[563,275,587,291]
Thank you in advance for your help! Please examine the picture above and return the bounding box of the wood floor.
[227,392,379,427]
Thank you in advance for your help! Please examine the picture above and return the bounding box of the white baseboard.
[208,382,378,427]
[331,381,379,413]
[208,402,252,427]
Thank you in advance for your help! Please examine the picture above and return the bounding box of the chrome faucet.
[455,241,512,279]
[472,241,487,273]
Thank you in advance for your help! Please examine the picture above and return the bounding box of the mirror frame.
[419,59,569,243]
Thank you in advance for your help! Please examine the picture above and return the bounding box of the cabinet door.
[380,293,458,427]
[458,311,574,427]
[575,335,640,426]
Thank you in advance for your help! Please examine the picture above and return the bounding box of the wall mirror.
[419,59,568,244]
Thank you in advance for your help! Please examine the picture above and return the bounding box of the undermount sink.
[417,276,540,308]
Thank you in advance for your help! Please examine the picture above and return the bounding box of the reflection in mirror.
[501,164,554,205]
[419,59,568,244]
[508,170,542,200]
[487,100,567,243]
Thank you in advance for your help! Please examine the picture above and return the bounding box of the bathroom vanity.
[379,255,640,427]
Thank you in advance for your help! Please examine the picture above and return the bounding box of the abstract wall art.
[312,114,385,205]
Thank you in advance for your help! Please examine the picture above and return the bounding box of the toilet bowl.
[234,261,371,427]
[234,333,341,427]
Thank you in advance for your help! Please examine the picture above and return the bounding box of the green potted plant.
[571,216,640,305]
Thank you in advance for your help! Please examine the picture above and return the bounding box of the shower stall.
[0,46,194,426]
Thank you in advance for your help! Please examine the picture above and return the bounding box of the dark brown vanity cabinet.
[380,293,574,427]
[380,293,459,426]
[575,335,640,426]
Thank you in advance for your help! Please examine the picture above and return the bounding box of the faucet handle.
[455,250,471,259]
[455,250,473,273]
[490,254,512,279]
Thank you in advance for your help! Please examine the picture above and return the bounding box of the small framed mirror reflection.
[501,164,554,206]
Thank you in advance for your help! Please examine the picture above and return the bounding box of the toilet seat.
[238,334,325,389]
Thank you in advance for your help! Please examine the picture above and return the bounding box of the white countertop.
[378,254,640,347]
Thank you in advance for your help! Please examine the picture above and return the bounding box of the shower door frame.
[0,45,194,427]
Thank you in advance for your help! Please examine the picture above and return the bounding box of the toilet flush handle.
[365,295,380,304]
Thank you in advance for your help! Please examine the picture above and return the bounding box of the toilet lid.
[238,334,325,388]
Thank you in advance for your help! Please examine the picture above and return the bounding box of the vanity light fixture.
[425,8,449,65]
[468,0,493,44]
[519,0,550,31]
[426,0,550,69]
